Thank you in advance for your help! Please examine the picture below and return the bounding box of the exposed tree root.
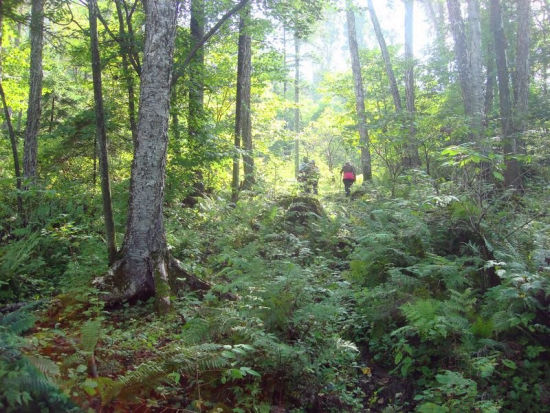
[94,251,211,311]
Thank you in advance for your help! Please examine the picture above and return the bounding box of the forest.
[0,0,549,411]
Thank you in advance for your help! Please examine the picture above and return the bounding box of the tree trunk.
[366,0,402,112]
[467,0,484,139]
[489,0,522,190]
[239,7,254,190]
[484,40,495,125]
[345,5,371,181]
[23,0,44,182]
[514,0,530,153]
[88,0,117,264]
[115,0,137,144]
[232,6,253,195]
[446,0,474,118]
[103,0,209,311]
[294,31,301,178]
[403,0,420,167]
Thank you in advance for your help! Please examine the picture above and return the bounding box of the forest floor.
[2,178,549,412]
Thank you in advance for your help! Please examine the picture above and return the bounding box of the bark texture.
[104,0,209,308]
[490,0,521,190]
[88,0,117,264]
[23,0,44,181]
[346,6,371,180]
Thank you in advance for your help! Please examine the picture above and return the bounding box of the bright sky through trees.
[301,1,431,81]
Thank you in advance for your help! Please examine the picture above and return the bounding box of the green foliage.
[0,305,77,412]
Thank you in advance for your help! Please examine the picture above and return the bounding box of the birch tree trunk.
[88,0,117,264]
[403,0,420,167]
[489,0,522,190]
[23,0,44,182]
[104,0,209,311]
[346,5,371,181]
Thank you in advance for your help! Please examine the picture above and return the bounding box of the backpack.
[343,171,355,180]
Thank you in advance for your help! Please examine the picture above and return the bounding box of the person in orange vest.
[340,161,356,196]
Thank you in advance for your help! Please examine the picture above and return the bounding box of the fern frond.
[81,319,101,353]
[26,355,60,378]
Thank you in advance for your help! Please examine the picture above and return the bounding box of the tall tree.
[232,5,253,198]
[240,7,254,190]
[403,0,420,167]
[467,0,484,137]
[489,0,522,190]
[514,0,531,152]
[366,0,402,112]
[115,0,138,144]
[22,0,44,182]
[446,0,474,119]
[88,0,116,264]
[105,0,208,310]
[345,4,372,180]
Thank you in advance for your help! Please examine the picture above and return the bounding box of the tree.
[467,0,483,137]
[345,3,371,180]
[115,0,138,144]
[514,0,531,152]
[489,0,522,190]
[366,0,402,112]
[88,0,116,264]
[446,0,474,120]
[22,0,44,182]
[232,5,253,198]
[104,0,208,311]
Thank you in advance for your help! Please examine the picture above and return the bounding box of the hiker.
[308,160,320,195]
[298,157,310,193]
[340,161,356,196]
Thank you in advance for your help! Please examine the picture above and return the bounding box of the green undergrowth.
[1,177,549,412]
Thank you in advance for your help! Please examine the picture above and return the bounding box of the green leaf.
[502,359,517,369]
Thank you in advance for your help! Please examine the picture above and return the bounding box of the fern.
[99,342,253,404]
[80,319,101,353]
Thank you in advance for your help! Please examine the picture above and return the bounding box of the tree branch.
[171,0,250,87]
